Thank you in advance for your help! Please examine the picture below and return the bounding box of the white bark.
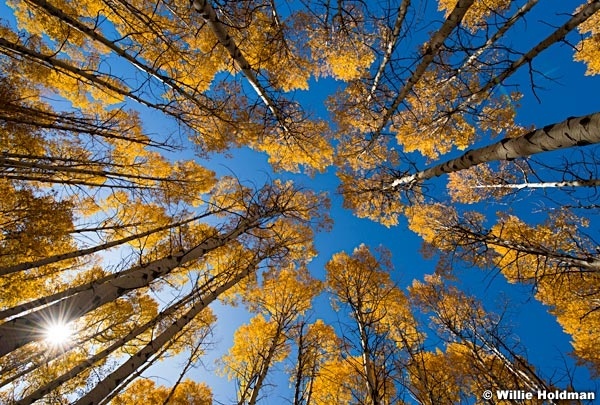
[0,215,261,357]
[473,179,600,190]
[14,287,199,404]
[190,0,289,132]
[73,257,260,405]
[367,0,411,103]
[373,0,475,137]
[0,212,212,276]
[390,112,600,188]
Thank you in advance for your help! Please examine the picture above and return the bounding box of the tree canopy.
[1,0,600,403]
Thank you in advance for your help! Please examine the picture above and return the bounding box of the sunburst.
[43,320,74,347]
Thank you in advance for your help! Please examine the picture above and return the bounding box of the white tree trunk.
[14,287,200,404]
[390,112,600,188]
[0,216,261,357]
[367,0,411,103]
[473,178,600,190]
[73,257,260,405]
[190,0,288,131]
[0,212,212,276]
[373,0,475,137]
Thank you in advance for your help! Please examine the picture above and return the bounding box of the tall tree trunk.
[473,178,600,190]
[247,324,284,405]
[0,214,264,357]
[14,288,197,404]
[372,0,475,139]
[0,36,192,123]
[430,0,600,129]
[0,103,163,148]
[22,0,215,113]
[0,212,214,276]
[73,256,261,405]
[367,0,411,103]
[0,155,195,186]
[389,112,600,188]
[434,0,538,98]
[190,0,288,132]
[355,313,381,405]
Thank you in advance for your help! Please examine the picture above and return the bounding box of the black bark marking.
[542,124,556,138]
[579,116,591,127]
[524,132,536,144]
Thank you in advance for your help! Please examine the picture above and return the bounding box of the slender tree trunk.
[73,256,261,405]
[23,0,216,113]
[190,0,289,132]
[372,0,475,138]
[435,0,538,93]
[438,220,600,273]
[433,308,557,404]
[430,0,600,128]
[0,155,193,185]
[473,178,600,190]
[473,0,600,101]
[355,311,381,405]
[247,324,284,405]
[0,215,263,357]
[0,36,195,124]
[1,173,154,189]
[367,0,411,102]
[292,323,306,405]
[0,212,214,276]
[14,284,201,404]
[0,103,164,148]
[389,112,600,188]
[483,235,600,273]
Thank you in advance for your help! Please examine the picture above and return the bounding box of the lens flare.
[44,321,73,346]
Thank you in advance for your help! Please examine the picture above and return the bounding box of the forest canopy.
[1,0,600,403]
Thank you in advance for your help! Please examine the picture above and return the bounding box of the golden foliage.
[310,357,360,404]
[309,28,374,81]
[405,203,459,247]
[257,120,334,173]
[391,71,477,158]
[219,313,290,381]
[243,265,322,321]
[574,2,600,75]
[112,378,212,405]
[437,0,511,30]
[447,163,517,203]
[338,172,405,227]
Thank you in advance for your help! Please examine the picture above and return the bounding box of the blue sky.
[2,0,600,402]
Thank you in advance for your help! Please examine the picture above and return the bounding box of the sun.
[44,321,73,346]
